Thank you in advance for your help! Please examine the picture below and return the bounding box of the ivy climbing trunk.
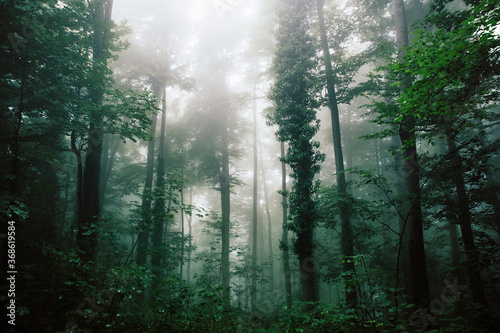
[316,0,356,305]
[269,0,324,304]
[280,141,292,309]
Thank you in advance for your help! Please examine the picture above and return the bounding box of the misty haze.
[1,0,499,332]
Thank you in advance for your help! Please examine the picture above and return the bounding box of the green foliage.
[363,0,499,143]
[3,0,500,332]
[396,5,499,127]
[268,0,325,259]
[316,184,359,229]
[278,300,412,333]
[102,88,158,143]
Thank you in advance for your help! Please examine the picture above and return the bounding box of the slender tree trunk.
[135,88,160,303]
[245,277,250,311]
[137,86,161,266]
[392,0,429,306]
[280,142,292,309]
[260,144,275,302]
[251,87,258,311]
[393,135,411,300]
[151,86,167,292]
[220,102,231,303]
[439,141,462,274]
[447,137,486,304]
[187,187,193,283]
[178,135,186,279]
[375,139,381,177]
[259,205,265,306]
[316,0,356,305]
[180,169,185,279]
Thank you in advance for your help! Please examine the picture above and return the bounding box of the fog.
[2,0,499,331]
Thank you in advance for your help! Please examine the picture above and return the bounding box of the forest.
[1,0,499,332]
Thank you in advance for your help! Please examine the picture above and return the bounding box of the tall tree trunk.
[220,102,231,303]
[446,137,486,304]
[272,0,320,305]
[259,205,265,306]
[316,0,356,305]
[186,187,193,283]
[151,86,167,292]
[136,86,160,302]
[180,167,185,279]
[251,87,258,311]
[137,86,161,262]
[260,144,275,303]
[439,141,461,274]
[399,116,430,307]
[77,0,114,266]
[392,0,429,306]
[393,135,411,300]
[280,142,292,309]
[295,162,318,304]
